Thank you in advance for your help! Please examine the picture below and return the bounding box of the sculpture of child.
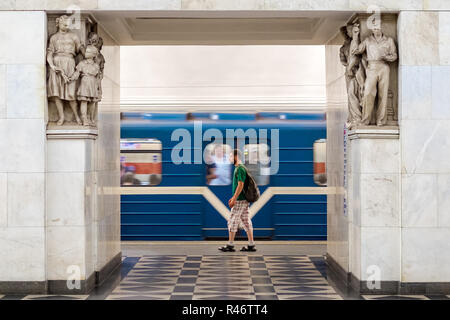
[69,45,100,126]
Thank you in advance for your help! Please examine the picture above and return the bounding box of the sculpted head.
[372,26,382,38]
[85,45,98,59]
[56,15,70,32]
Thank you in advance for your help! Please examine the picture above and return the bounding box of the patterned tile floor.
[1,242,449,300]
[106,255,343,300]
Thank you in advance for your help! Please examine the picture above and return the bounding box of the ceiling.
[91,11,352,45]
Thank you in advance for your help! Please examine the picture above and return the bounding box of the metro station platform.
[1,242,449,301]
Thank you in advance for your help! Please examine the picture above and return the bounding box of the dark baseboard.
[48,271,96,295]
[0,281,47,295]
[96,252,122,287]
[0,252,122,295]
[326,253,450,295]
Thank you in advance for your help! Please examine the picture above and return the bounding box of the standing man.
[352,24,397,126]
[219,149,256,252]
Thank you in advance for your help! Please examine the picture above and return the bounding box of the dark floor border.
[0,281,47,295]
[0,253,122,295]
[48,272,96,295]
[326,253,450,295]
[96,252,122,287]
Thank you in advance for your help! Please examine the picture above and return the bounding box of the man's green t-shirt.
[232,164,247,200]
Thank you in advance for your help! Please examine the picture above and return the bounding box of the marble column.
[0,11,47,293]
[347,127,400,294]
[397,11,450,292]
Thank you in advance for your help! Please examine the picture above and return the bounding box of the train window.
[244,144,270,186]
[204,143,232,185]
[313,139,327,186]
[120,138,162,186]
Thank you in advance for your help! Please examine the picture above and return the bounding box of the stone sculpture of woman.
[47,15,83,126]
[340,23,366,129]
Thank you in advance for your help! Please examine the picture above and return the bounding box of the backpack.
[242,166,260,203]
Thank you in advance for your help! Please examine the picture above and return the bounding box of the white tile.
[0,173,6,227]
[437,174,450,227]
[98,0,180,10]
[401,120,450,174]
[0,11,46,64]
[398,11,439,66]
[0,119,45,173]
[360,174,400,227]
[47,226,87,280]
[357,139,400,174]
[0,65,5,119]
[0,227,45,281]
[16,0,98,10]
[46,172,86,226]
[47,139,94,172]
[402,227,450,282]
[7,173,45,227]
[402,174,438,227]
[182,0,264,10]
[349,0,422,10]
[360,227,400,281]
[399,66,432,120]
[264,0,348,10]
[439,12,450,65]
[6,64,46,119]
[432,66,450,119]
[349,222,361,279]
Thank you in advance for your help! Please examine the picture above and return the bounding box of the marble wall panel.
[398,11,439,66]
[47,139,95,173]
[402,174,438,227]
[47,226,87,280]
[437,174,450,227]
[6,64,46,119]
[0,12,46,64]
[399,66,432,121]
[431,66,450,119]
[401,120,450,174]
[360,173,400,227]
[360,226,401,281]
[402,227,450,282]
[46,172,86,227]
[0,173,6,227]
[0,65,5,119]
[7,173,45,227]
[0,227,45,281]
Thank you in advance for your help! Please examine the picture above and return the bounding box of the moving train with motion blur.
[120,112,327,241]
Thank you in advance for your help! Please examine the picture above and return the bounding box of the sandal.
[240,245,257,252]
[218,245,236,252]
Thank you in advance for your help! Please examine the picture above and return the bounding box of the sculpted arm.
[352,38,366,55]
[384,38,398,62]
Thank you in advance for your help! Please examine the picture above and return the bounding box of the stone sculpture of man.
[352,23,397,126]
[47,15,84,126]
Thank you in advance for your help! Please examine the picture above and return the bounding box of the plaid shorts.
[228,200,253,233]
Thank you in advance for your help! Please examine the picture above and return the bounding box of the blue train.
[120,112,327,241]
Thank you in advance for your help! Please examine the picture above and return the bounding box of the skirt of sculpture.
[47,54,77,101]
[77,75,99,102]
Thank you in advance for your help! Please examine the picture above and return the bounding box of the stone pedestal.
[46,130,98,293]
[346,127,401,294]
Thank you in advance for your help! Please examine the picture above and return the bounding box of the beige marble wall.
[0,11,47,282]
[325,31,349,272]
[2,0,450,11]
[94,25,121,272]
[398,10,450,282]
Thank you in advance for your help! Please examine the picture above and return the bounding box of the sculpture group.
[47,15,105,127]
[340,20,397,128]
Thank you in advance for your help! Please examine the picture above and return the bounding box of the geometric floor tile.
[362,295,429,300]
[14,252,446,300]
